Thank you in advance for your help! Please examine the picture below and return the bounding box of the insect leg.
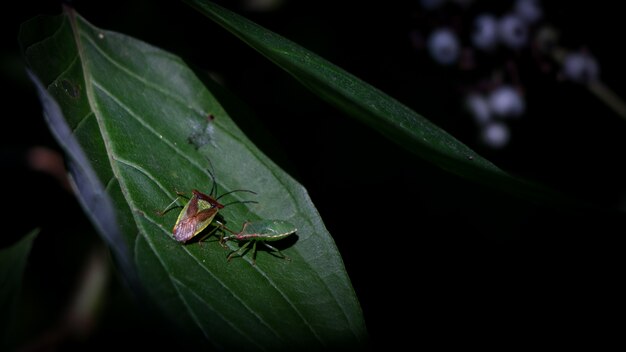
[195,223,222,245]
[216,221,245,248]
[227,240,252,262]
[262,243,290,261]
[252,241,258,265]
[156,196,182,216]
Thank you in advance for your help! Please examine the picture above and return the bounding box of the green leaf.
[0,229,38,350]
[21,8,367,351]
[182,0,584,207]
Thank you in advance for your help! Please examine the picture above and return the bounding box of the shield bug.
[170,189,223,242]
[220,220,297,264]
[159,168,256,243]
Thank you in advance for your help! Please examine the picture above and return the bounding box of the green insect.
[220,220,297,264]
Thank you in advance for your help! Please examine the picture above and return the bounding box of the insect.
[159,168,256,243]
[220,220,297,264]
[169,189,223,242]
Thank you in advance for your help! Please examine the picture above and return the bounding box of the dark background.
[2,0,624,350]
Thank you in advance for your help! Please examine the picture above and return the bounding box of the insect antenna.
[204,156,219,197]
[218,189,257,207]
[222,199,258,207]
[203,156,257,206]
[216,189,257,200]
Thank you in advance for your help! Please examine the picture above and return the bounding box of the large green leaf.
[21,8,366,351]
[182,0,585,207]
[0,229,38,350]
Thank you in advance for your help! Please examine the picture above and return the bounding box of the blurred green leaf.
[0,229,38,350]
[183,0,585,207]
[21,8,366,351]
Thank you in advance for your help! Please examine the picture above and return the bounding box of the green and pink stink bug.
[159,168,256,243]
[220,220,297,264]
[170,189,224,242]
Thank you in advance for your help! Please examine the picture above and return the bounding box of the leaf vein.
[79,31,205,116]
[46,53,79,89]
[132,232,218,345]
[115,157,174,200]
[90,80,213,178]
[140,214,283,345]
[71,111,94,134]
[170,277,267,351]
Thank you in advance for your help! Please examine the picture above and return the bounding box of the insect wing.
[193,189,224,209]
[172,194,218,242]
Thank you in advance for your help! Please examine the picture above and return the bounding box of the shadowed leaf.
[0,229,38,350]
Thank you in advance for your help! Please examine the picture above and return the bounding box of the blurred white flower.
[488,85,525,117]
[472,14,498,51]
[514,0,543,24]
[428,28,460,65]
[563,52,600,83]
[481,122,510,148]
[465,93,492,125]
[498,14,528,49]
